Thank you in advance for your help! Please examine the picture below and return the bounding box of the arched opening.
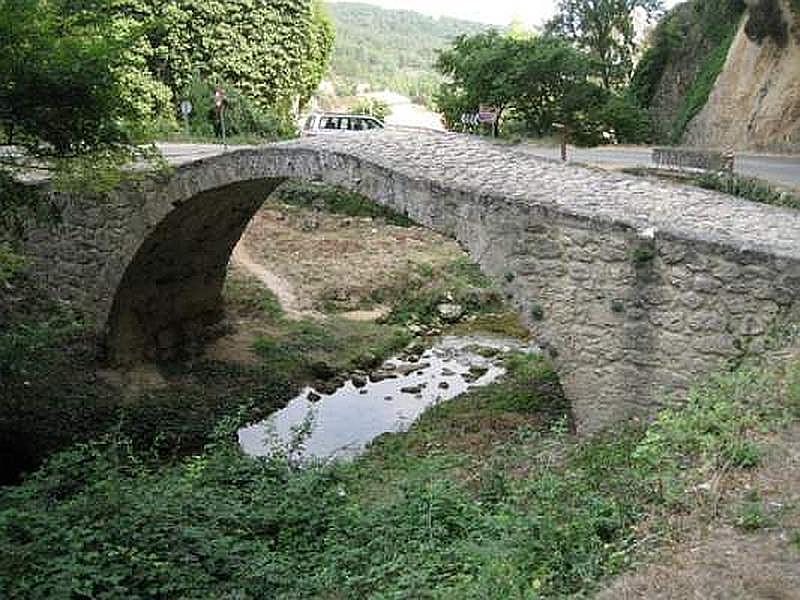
[105,177,286,362]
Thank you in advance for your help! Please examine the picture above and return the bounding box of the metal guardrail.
[652,147,735,174]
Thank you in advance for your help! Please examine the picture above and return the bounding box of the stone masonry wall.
[22,131,800,433]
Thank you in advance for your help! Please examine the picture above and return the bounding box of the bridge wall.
[22,142,800,433]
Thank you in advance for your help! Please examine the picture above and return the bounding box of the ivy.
[110,0,333,119]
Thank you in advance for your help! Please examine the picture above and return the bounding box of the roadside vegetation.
[629,0,746,142]
[622,167,800,209]
[435,1,661,145]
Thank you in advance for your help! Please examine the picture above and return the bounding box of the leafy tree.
[0,0,153,155]
[547,0,664,90]
[435,30,652,145]
[181,75,296,140]
[435,30,527,133]
[111,0,334,118]
[0,0,166,238]
[327,2,488,105]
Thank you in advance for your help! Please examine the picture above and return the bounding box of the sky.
[328,0,683,28]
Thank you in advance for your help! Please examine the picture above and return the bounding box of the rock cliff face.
[644,3,730,140]
[684,0,800,151]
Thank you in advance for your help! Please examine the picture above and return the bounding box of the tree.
[0,0,151,155]
[435,29,652,145]
[0,0,162,239]
[436,31,599,136]
[435,30,526,133]
[111,0,334,116]
[547,0,664,90]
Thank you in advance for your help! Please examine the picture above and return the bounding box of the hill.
[325,2,490,102]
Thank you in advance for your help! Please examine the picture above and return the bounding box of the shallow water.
[238,335,538,461]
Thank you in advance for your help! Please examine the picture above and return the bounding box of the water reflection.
[238,336,538,461]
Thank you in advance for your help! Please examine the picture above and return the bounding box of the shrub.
[744,0,789,47]
[600,95,654,144]
[695,172,800,209]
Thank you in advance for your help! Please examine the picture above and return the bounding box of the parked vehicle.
[300,113,384,135]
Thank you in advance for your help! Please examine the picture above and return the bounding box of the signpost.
[214,86,227,148]
[553,122,568,162]
[478,105,499,137]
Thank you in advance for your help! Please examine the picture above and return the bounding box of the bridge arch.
[23,132,800,432]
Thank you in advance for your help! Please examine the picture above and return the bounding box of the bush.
[695,172,800,209]
[0,244,25,285]
[600,95,654,144]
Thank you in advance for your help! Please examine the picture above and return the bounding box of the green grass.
[252,317,411,382]
[3,346,799,598]
[380,258,503,327]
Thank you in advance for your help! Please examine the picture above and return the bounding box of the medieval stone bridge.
[25,130,800,432]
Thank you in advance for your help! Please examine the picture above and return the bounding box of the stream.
[238,335,538,461]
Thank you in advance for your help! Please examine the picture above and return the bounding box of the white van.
[301,113,384,136]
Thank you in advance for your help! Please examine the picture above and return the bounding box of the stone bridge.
[24,131,800,432]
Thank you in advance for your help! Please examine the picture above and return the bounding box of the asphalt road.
[520,144,800,190]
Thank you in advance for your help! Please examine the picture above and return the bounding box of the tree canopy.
[435,29,652,145]
[547,0,664,90]
[0,0,148,155]
[111,0,333,117]
[326,2,488,103]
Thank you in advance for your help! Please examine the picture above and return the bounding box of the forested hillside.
[326,2,489,101]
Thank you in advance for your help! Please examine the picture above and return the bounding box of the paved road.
[519,144,800,190]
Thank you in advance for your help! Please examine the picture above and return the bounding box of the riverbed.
[238,335,538,461]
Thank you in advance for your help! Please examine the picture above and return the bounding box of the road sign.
[478,105,498,124]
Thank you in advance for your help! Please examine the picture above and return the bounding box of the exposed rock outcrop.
[684,0,800,151]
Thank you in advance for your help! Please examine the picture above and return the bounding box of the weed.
[223,272,285,322]
[2,345,800,598]
[695,172,800,209]
[791,529,800,550]
[736,497,775,531]
[383,258,504,327]
[0,243,25,285]
[630,244,656,265]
